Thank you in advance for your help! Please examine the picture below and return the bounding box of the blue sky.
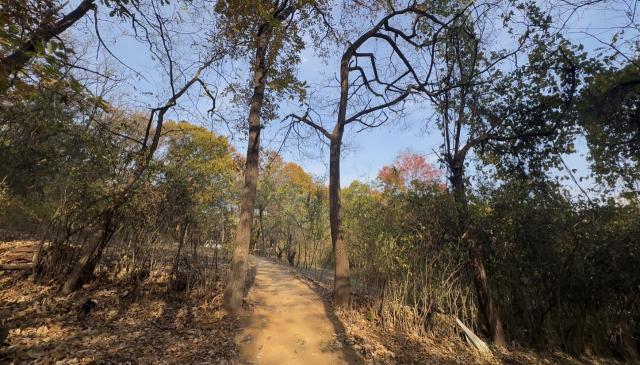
[267,0,637,195]
[269,41,444,185]
[66,0,637,194]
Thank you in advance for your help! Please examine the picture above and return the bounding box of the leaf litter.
[0,235,627,365]
[0,239,241,365]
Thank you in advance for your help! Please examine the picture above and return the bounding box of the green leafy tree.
[0,0,97,93]
[577,60,640,190]
[473,174,640,358]
[160,121,240,285]
[425,0,589,344]
[255,151,322,267]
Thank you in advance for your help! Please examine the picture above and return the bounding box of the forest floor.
[0,235,628,365]
[0,237,239,365]
[262,257,627,365]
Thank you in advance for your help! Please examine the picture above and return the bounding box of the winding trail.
[236,255,361,365]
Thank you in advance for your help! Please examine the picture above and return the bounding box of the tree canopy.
[1,0,639,361]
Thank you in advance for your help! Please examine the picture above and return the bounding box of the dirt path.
[236,255,362,365]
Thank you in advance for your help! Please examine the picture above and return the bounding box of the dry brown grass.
[270,257,628,365]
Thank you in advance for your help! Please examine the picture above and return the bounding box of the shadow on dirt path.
[236,255,363,365]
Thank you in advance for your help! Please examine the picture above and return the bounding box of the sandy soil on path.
[236,255,362,365]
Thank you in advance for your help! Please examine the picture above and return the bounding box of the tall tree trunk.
[303,238,307,269]
[170,218,189,285]
[310,237,318,274]
[259,208,267,257]
[471,245,507,347]
[329,133,350,306]
[635,100,640,148]
[451,160,506,347]
[220,210,226,244]
[222,23,272,314]
[325,42,358,307]
[62,236,101,294]
[286,231,296,266]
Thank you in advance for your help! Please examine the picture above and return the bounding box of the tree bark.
[450,159,506,347]
[220,210,226,243]
[259,208,267,257]
[222,23,272,314]
[62,212,113,294]
[297,237,301,267]
[170,218,189,287]
[329,133,351,306]
[635,100,640,148]
[471,245,507,347]
[286,231,296,266]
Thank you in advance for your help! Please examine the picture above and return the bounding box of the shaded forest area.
[1,0,639,363]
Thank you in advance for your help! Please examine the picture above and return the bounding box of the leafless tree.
[288,1,473,307]
[61,0,225,293]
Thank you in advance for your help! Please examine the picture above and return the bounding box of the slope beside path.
[235,255,362,365]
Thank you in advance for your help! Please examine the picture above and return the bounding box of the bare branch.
[286,113,331,139]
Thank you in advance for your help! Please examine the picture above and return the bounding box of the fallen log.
[0,263,33,270]
[1,244,37,266]
[456,317,491,353]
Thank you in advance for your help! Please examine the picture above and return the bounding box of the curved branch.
[287,113,331,139]
[0,0,96,75]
